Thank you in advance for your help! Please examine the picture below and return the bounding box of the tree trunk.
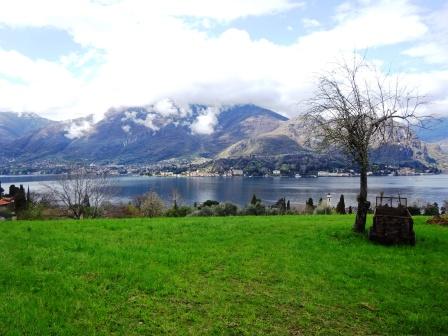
[354,167,369,233]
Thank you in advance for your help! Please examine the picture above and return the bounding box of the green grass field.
[0,215,447,335]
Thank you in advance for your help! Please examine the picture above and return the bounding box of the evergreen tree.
[336,195,346,214]
[306,198,314,207]
[26,185,31,204]
[251,194,260,205]
[13,185,27,212]
[275,197,287,213]
[9,184,18,197]
[305,197,314,213]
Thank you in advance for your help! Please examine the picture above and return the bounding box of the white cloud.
[121,124,131,133]
[302,18,320,29]
[64,119,94,139]
[122,111,159,131]
[153,99,190,118]
[402,3,448,65]
[190,107,219,135]
[399,70,448,116]
[0,0,446,123]
[404,43,448,64]
[298,0,427,51]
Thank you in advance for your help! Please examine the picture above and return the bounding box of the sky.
[0,0,447,121]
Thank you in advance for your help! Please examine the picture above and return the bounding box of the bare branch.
[304,53,429,232]
[43,169,115,219]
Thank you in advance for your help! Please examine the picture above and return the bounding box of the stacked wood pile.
[369,204,416,246]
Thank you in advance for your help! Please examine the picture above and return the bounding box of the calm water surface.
[1,174,447,207]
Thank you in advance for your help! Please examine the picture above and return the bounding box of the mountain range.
[0,103,447,171]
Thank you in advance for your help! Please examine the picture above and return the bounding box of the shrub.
[242,203,266,216]
[272,197,287,214]
[423,202,439,216]
[407,204,421,216]
[165,206,193,217]
[141,192,165,217]
[101,202,140,218]
[190,206,215,217]
[0,208,14,220]
[17,203,45,220]
[265,207,280,216]
[441,201,447,215]
[189,203,238,217]
[202,200,219,208]
[213,203,238,216]
[314,203,333,215]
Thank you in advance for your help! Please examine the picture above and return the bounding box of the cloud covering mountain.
[0,104,288,164]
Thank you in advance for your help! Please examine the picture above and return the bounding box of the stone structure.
[369,196,415,246]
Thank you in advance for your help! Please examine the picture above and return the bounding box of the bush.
[141,192,165,217]
[314,204,333,215]
[165,206,193,217]
[407,204,421,216]
[265,207,280,216]
[0,208,14,220]
[242,203,266,216]
[190,206,215,217]
[101,202,141,218]
[423,203,439,216]
[82,206,105,219]
[189,203,238,217]
[17,203,45,220]
[201,200,219,208]
[213,203,238,216]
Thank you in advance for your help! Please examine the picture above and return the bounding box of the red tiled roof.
[0,199,13,206]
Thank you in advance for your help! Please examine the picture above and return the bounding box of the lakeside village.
[148,166,435,178]
[0,161,440,178]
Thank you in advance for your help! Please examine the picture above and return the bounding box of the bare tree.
[44,171,114,219]
[305,55,427,232]
[141,192,165,217]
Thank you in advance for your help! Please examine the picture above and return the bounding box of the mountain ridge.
[0,104,446,171]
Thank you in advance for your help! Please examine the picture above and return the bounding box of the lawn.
[0,215,447,335]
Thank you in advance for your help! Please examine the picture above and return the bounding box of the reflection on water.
[0,174,447,207]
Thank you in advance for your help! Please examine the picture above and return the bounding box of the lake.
[1,174,447,207]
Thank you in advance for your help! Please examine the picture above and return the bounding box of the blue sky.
[0,0,447,120]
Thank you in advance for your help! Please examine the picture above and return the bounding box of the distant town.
[0,161,440,178]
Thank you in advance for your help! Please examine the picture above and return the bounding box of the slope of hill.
[415,117,448,143]
[217,114,446,171]
[2,104,287,164]
[0,112,54,142]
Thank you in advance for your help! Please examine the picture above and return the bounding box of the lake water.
[1,174,447,207]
